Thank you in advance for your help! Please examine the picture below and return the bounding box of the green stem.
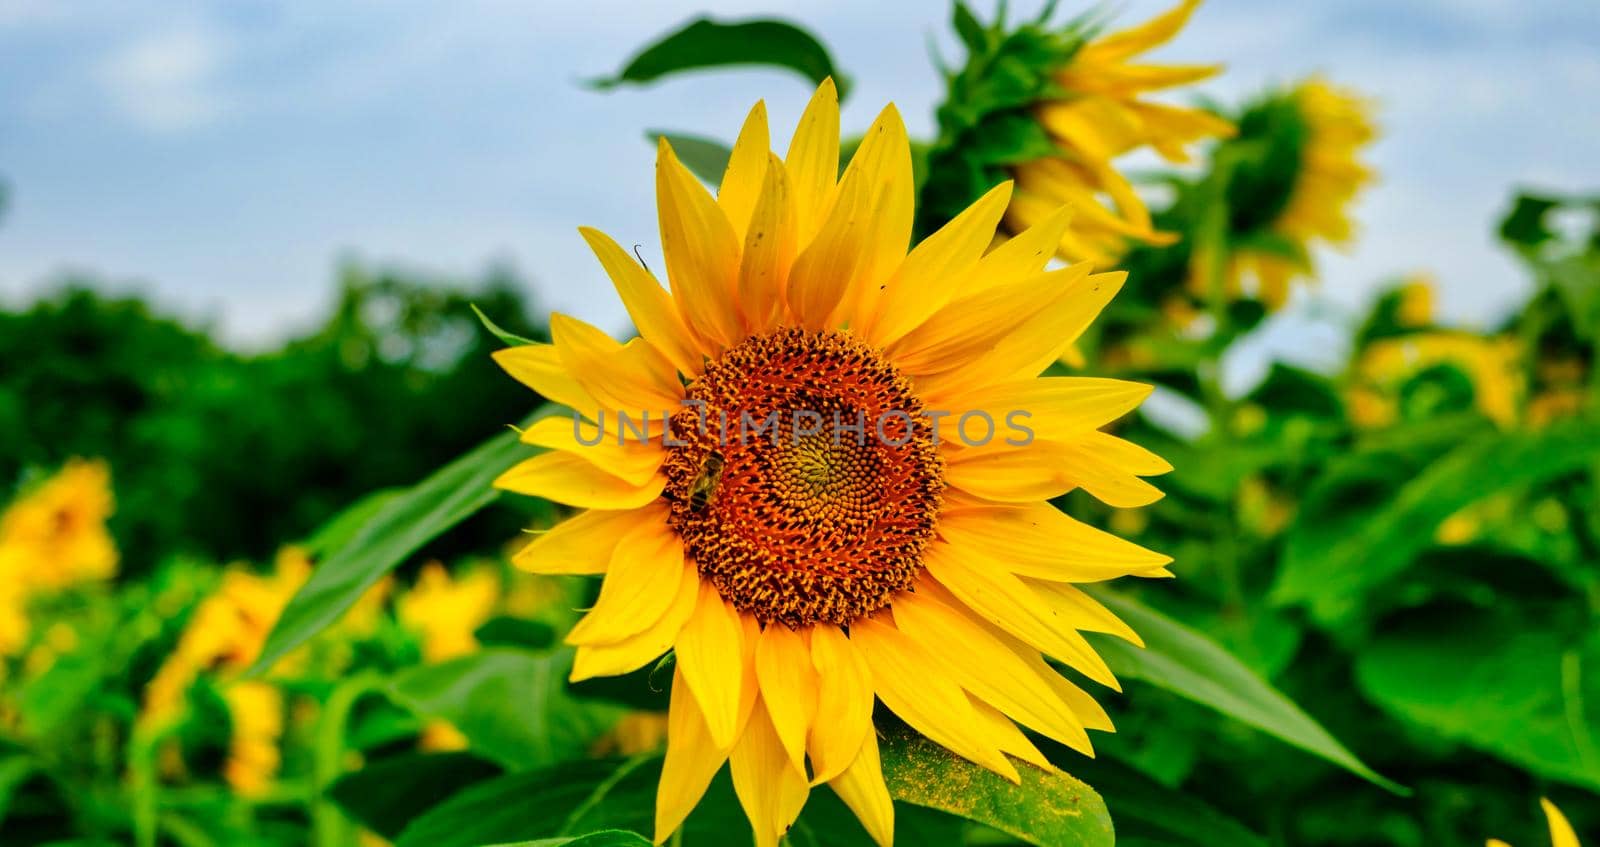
[313,671,385,847]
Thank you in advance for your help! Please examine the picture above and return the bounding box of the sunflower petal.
[737,153,796,332]
[1025,580,1143,647]
[827,731,894,847]
[937,500,1172,582]
[837,103,914,326]
[551,313,683,412]
[864,181,1012,346]
[893,589,1094,755]
[676,580,747,749]
[969,695,1056,769]
[923,544,1121,690]
[492,344,596,413]
[971,203,1074,290]
[511,505,663,575]
[807,625,874,784]
[518,416,664,486]
[948,377,1152,444]
[756,624,817,776]
[657,138,744,349]
[785,79,841,245]
[719,100,771,241]
[889,263,1093,377]
[566,521,687,645]
[579,226,702,377]
[730,697,810,847]
[569,560,699,681]
[850,614,1019,780]
[494,451,664,510]
[654,666,727,844]
[786,160,873,330]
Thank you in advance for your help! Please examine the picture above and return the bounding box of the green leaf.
[1066,757,1268,847]
[250,420,541,675]
[302,486,404,556]
[329,752,502,840]
[592,17,850,98]
[879,725,1113,847]
[472,303,539,347]
[646,131,732,185]
[484,832,652,847]
[387,648,626,771]
[1087,591,1404,793]
[1271,418,1600,622]
[0,756,35,826]
[1356,616,1600,791]
[1498,191,1561,248]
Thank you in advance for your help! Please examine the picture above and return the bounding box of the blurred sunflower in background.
[492,80,1171,846]
[1347,330,1522,429]
[1199,77,1377,309]
[1488,798,1584,847]
[1011,0,1234,265]
[920,0,1230,268]
[0,459,117,659]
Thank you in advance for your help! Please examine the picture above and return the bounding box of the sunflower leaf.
[591,17,851,99]
[248,419,542,676]
[878,725,1114,847]
[483,833,653,847]
[1086,590,1406,794]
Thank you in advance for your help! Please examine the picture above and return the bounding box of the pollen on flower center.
[661,328,944,628]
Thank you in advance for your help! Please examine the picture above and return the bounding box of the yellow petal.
[730,696,811,847]
[1542,798,1580,847]
[1050,439,1167,508]
[969,695,1056,770]
[864,181,1013,346]
[971,203,1074,291]
[978,615,1118,733]
[737,153,796,333]
[1025,580,1144,647]
[578,226,702,377]
[827,731,894,847]
[916,269,1125,408]
[492,344,596,413]
[511,505,662,575]
[944,440,1083,503]
[785,79,840,245]
[676,580,747,749]
[567,521,687,645]
[890,263,1093,377]
[949,377,1152,444]
[837,103,914,326]
[569,560,699,682]
[1080,0,1202,63]
[719,100,771,241]
[923,544,1120,690]
[892,589,1094,755]
[1076,430,1174,476]
[807,625,875,783]
[786,159,872,330]
[518,416,664,486]
[550,313,682,412]
[654,665,727,844]
[756,624,817,775]
[494,451,664,509]
[937,501,1171,582]
[850,614,1018,780]
[657,137,744,348]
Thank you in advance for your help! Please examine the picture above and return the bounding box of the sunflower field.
[2,3,1597,846]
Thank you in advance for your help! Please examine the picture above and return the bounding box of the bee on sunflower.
[492,80,1171,846]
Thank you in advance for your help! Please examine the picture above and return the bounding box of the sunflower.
[1347,331,1522,429]
[397,561,500,663]
[0,458,118,594]
[492,80,1170,846]
[1217,78,1376,308]
[1008,0,1233,266]
[1488,798,1583,847]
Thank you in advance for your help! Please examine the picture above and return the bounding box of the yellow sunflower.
[1489,798,1583,847]
[493,80,1170,846]
[0,458,118,593]
[397,561,500,663]
[1008,0,1234,266]
[1224,78,1377,308]
[1347,331,1521,429]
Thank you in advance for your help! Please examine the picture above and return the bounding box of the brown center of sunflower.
[662,328,944,627]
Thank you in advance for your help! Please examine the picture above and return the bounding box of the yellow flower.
[0,458,118,594]
[221,681,284,797]
[1348,332,1521,428]
[1009,0,1233,266]
[1224,78,1377,308]
[493,81,1170,847]
[1395,274,1436,328]
[396,562,500,663]
[1489,798,1583,847]
[142,547,310,727]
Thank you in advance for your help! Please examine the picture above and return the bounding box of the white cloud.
[99,25,227,132]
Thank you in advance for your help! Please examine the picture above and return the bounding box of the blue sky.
[1,0,1597,355]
